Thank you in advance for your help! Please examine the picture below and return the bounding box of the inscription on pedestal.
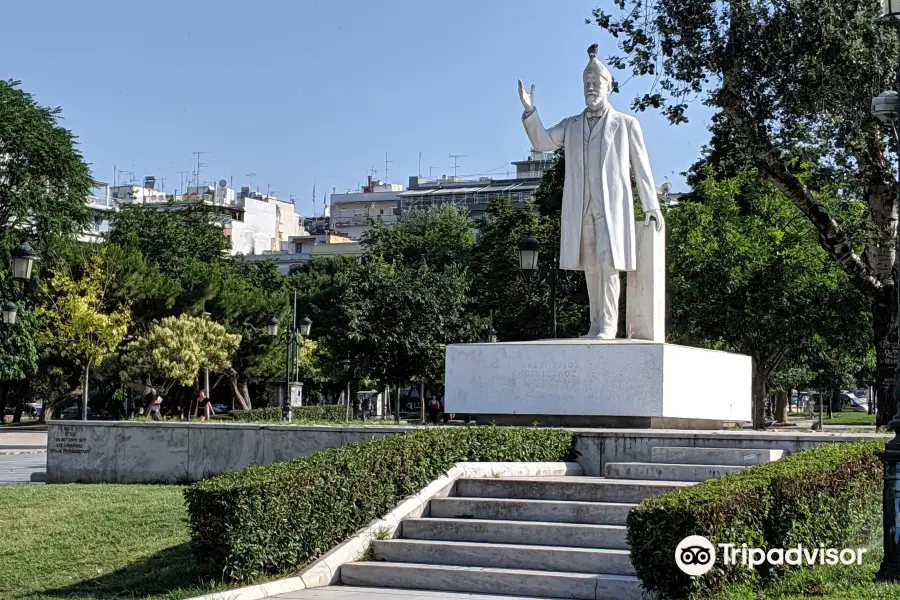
[49,427,91,455]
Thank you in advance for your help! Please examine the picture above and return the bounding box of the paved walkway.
[275,588,559,599]
[0,427,47,484]
[0,453,46,484]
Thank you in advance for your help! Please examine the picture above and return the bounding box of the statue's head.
[583,44,612,111]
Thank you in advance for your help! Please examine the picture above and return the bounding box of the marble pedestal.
[444,339,751,429]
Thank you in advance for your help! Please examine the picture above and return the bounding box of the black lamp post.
[283,291,312,421]
[518,233,558,338]
[874,0,900,582]
[2,301,17,326]
[11,243,38,280]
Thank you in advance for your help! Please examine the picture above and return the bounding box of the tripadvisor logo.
[675,536,868,576]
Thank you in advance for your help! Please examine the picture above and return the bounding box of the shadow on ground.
[28,542,224,600]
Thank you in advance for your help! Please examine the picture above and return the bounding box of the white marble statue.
[519,44,663,340]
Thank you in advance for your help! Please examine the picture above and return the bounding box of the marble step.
[604,462,745,482]
[372,539,635,575]
[429,497,636,525]
[402,517,628,549]
[651,446,785,466]
[456,476,691,503]
[340,562,643,600]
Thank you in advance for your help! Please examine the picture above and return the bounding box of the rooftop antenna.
[246,172,257,190]
[385,152,395,184]
[176,171,190,193]
[429,166,438,178]
[418,152,422,178]
[191,151,209,187]
[366,166,377,180]
[450,154,466,177]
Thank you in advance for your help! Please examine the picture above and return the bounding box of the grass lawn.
[823,412,877,426]
[0,484,228,600]
[722,548,900,599]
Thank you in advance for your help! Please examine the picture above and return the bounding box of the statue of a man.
[519,44,663,339]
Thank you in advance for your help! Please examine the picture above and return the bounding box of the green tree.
[341,258,480,418]
[0,79,93,417]
[667,172,871,427]
[0,79,92,251]
[591,0,900,423]
[119,314,241,413]
[107,204,228,323]
[205,260,289,409]
[361,204,476,270]
[36,247,132,419]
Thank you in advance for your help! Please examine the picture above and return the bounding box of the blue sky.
[2,0,713,217]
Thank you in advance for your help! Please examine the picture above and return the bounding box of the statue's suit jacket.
[523,106,659,272]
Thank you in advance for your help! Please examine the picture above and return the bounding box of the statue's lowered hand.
[518,79,535,111]
[645,209,664,232]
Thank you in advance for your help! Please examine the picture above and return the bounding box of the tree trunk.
[418,380,424,424]
[223,368,252,411]
[82,359,92,421]
[774,390,788,424]
[874,288,899,426]
[0,383,7,420]
[395,383,401,424]
[752,360,767,429]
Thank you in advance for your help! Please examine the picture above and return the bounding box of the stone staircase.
[338,446,784,599]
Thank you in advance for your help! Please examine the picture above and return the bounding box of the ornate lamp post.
[874,0,900,582]
[518,232,559,338]
[2,301,17,326]
[11,242,38,280]
[282,290,312,421]
[267,317,280,337]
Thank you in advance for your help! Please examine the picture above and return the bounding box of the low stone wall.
[46,421,415,483]
[573,428,887,476]
[45,421,888,483]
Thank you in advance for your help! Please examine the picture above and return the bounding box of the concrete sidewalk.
[274,587,561,599]
[0,426,47,455]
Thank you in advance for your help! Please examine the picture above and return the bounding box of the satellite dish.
[659,182,672,196]
[218,179,228,188]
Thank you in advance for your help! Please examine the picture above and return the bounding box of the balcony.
[332,214,398,227]
[87,195,117,211]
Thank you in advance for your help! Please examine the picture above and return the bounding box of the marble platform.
[444,339,751,428]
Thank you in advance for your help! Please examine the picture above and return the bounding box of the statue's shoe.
[580,327,617,340]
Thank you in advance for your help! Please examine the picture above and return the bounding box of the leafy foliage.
[119,314,241,392]
[184,427,575,582]
[230,405,347,423]
[0,79,92,251]
[627,439,883,599]
[667,172,871,424]
[36,246,132,373]
[590,0,900,422]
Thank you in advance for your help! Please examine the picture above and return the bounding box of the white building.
[81,180,303,257]
[227,188,302,255]
[241,232,363,274]
[330,176,403,241]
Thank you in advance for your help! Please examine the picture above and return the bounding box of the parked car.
[59,406,105,420]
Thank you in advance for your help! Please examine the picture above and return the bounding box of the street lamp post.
[282,290,312,422]
[518,233,558,338]
[873,0,900,581]
[2,301,17,326]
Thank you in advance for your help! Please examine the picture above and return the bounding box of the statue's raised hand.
[518,79,535,111]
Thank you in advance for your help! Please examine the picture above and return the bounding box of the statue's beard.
[585,95,607,111]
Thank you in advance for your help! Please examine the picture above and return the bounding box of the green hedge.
[184,426,574,582]
[230,405,348,423]
[627,439,883,599]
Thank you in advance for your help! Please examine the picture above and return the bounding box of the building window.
[379,209,384,215]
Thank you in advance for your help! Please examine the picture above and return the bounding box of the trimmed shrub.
[627,439,883,599]
[184,426,574,582]
[230,405,348,423]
